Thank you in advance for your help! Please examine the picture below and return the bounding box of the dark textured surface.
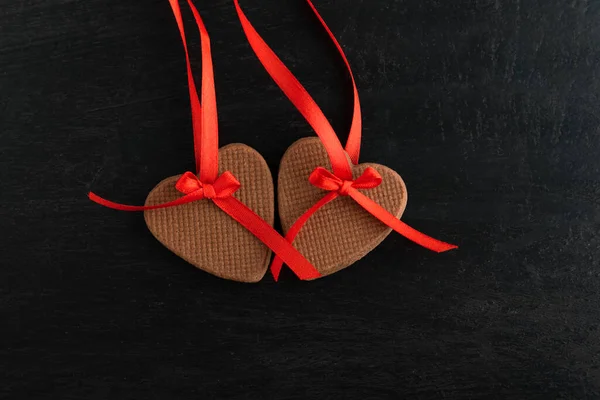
[2,0,600,398]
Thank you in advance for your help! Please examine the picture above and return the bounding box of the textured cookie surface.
[144,143,274,283]
[278,137,407,278]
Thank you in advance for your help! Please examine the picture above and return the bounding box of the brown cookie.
[144,143,274,283]
[278,137,407,278]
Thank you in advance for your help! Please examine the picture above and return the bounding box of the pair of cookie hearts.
[145,137,407,282]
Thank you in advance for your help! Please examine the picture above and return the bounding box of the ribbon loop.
[175,171,203,194]
[212,171,242,198]
[308,167,342,191]
[352,167,383,189]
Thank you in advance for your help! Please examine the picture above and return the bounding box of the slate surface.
[2,0,599,398]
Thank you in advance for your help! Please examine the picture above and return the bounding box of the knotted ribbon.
[234,0,457,281]
[88,0,321,281]
[309,167,382,194]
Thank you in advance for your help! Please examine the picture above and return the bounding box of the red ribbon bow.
[309,167,382,195]
[175,171,240,199]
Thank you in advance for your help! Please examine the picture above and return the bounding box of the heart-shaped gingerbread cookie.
[278,137,407,278]
[144,143,274,282]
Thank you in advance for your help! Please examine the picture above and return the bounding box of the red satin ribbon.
[234,0,457,281]
[169,0,218,182]
[88,0,321,280]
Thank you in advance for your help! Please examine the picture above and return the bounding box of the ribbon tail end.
[271,266,281,282]
[436,243,458,253]
[299,271,322,281]
[88,192,104,204]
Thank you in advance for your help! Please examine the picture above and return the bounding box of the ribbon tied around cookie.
[269,166,458,280]
[89,169,321,280]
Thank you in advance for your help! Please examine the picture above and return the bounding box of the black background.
[2,0,600,398]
